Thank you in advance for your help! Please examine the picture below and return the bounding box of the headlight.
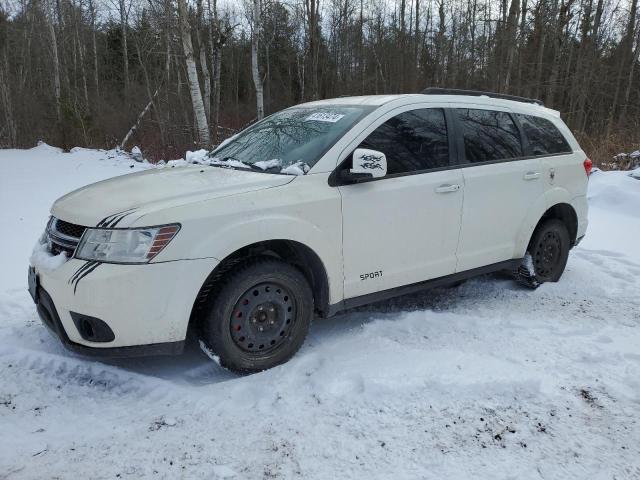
[75,224,180,264]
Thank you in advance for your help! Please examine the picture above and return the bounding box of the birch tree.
[177,0,211,146]
[250,0,264,120]
[196,0,211,121]
[47,0,62,123]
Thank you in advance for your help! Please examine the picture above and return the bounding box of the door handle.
[435,184,461,193]
[523,172,541,180]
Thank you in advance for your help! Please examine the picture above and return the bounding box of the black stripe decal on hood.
[96,208,137,228]
[106,211,134,228]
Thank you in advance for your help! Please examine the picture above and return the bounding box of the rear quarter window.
[516,114,572,156]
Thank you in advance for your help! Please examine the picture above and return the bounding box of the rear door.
[452,106,546,272]
[338,106,464,299]
[514,113,583,196]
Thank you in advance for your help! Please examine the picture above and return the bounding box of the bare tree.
[196,0,211,121]
[47,0,62,123]
[88,0,99,97]
[619,0,640,122]
[119,0,130,96]
[250,0,264,119]
[0,37,17,146]
[502,0,520,90]
[177,0,211,146]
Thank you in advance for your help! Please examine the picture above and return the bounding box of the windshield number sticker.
[305,112,345,123]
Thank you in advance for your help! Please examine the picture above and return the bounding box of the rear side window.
[456,109,523,162]
[516,114,572,155]
[359,108,449,175]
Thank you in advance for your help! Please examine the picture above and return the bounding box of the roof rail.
[421,87,544,106]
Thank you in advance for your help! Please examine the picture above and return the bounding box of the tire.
[199,258,313,373]
[514,219,570,289]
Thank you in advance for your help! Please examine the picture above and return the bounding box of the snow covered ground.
[1,146,639,479]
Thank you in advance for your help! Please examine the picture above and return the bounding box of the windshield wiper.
[207,156,264,172]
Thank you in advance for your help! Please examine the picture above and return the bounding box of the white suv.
[29,88,590,373]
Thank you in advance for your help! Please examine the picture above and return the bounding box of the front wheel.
[514,219,570,288]
[199,258,313,373]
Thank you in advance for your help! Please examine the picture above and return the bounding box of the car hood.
[51,165,295,227]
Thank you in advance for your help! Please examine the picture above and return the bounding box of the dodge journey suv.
[29,88,590,373]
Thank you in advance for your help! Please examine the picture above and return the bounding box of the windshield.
[208,105,371,174]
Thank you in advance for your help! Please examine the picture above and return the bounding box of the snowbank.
[0,144,152,292]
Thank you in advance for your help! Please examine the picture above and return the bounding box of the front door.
[338,107,464,299]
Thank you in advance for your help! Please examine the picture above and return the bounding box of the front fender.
[141,174,344,304]
[196,215,342,302]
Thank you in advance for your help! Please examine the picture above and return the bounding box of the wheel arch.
[535,203,578,247]
[188,239,331,334]
[516,197,579,258]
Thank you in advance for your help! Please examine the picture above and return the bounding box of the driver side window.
[358,108,450,175]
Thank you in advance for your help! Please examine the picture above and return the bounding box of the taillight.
[583,158,592,176]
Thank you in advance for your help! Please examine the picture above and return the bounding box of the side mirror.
[351,148,387,178]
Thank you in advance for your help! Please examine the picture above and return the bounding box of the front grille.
[47,217,88,256]
[50,242,75,257]
[54,219,87,239]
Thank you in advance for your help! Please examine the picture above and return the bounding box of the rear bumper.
[572,194,589,241]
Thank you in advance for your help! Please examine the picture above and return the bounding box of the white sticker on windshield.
[305,112,345,123]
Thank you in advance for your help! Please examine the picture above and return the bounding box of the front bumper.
[33,283,184,357]
[29,256,219,356]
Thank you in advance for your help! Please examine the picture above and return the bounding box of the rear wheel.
[199,258,313,373]
[515,219,570,289]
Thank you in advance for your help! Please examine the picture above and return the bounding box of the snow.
[0,144,153,292]
[130,146,143,162]
[281,161,310,176]
[185,148,209,164]
[254,158,282,170]
[1,147,640,478]
[29,240,68,271]
[522,252,535,277]
[187,145,309,175]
